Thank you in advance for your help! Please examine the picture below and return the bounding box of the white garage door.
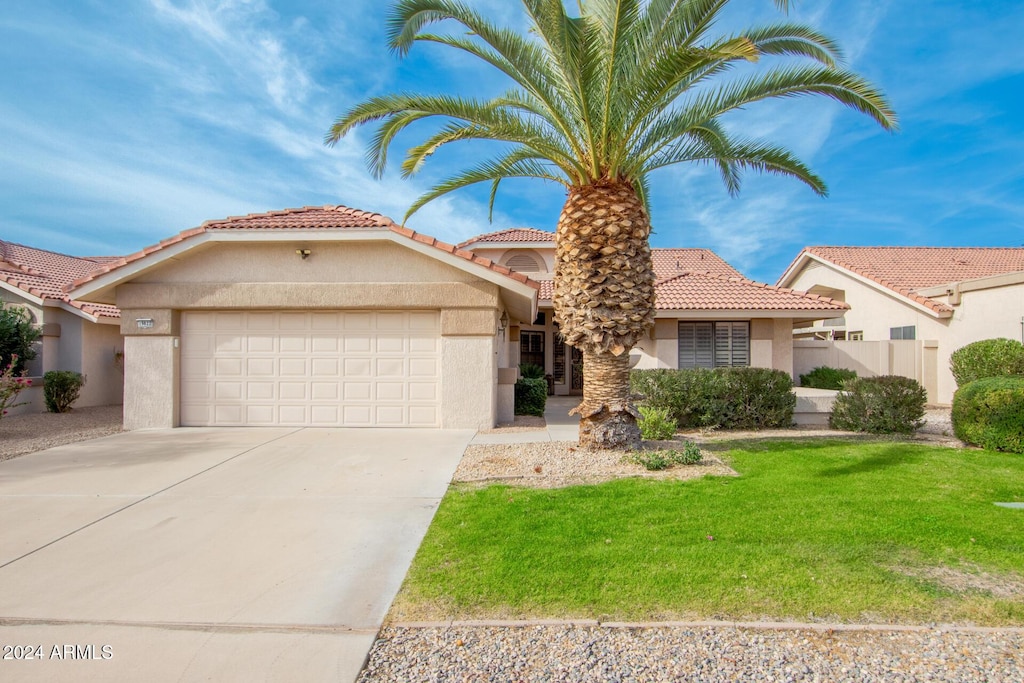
[180,311,441,427]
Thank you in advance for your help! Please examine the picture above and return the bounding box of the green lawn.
[394,440,1024,625]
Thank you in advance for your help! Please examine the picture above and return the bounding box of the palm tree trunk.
[553,181,656,450]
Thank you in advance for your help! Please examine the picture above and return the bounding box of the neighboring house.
[69,206,537,431]
[777,246,1024,404]
[0,240,124,415]
[460,228,848,396]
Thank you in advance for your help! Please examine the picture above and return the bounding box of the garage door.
[180,311,441,427]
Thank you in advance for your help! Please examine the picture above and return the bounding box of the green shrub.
[43,371,86,413]
[627,441,704,470]
[0,304,41,373]
[950,338,1024,387]
[631,367,795,430]
[514,377,547,417]
[952,376,1024,453]
[829,376,926,434]
[638,406,677,440]
[519,362,545,380]
[799,366,857,390]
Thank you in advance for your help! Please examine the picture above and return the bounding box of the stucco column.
[440,309,498,429]
[120,309,180,430]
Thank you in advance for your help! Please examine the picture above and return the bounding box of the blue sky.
[2,0,1022,283]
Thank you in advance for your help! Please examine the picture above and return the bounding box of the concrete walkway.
[0,427,472,682]
[471,395,581,445]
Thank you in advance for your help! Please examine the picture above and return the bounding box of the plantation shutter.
[678,322,714,368]
[679,322,749,368]
[714,322,749,367]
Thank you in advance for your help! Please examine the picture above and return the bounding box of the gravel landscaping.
[0,405,123,461]
[359,623,1024,682]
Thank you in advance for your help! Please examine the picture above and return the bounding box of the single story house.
[0,240,124,415]
[69,206,847,431]
[69,206,537,431]
[777,246,1024,404]
[460,228,848,396]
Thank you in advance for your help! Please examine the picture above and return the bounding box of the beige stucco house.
[68,206,847,431]
[778,246,1024,404]
[0,240,124,415]
[70,206,537,431]
[461,228,847,396]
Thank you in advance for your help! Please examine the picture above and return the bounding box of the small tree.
[0,304,41,373]
[0,354,33,419]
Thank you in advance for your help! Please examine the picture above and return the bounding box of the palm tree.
[326,0,896,449]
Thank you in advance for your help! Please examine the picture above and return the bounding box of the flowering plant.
[0,354,32,419]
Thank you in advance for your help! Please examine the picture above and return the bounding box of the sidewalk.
[471,396,580,445]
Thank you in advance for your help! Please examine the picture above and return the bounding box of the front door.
[570,346,584,395]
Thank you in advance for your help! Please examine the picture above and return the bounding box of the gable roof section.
[69,206,539,320]
[0,240,120,320]
[777,246,1024,317]
[654,272,848,313]
[457,227,555,248]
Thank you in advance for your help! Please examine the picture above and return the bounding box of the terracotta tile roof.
[654,272,849,311]
[787,246,1024,315]
[71,206,539,292]
[652,249,742,280]
[457,227,555,247]
[0,240,121,319]
[535,271,845,312]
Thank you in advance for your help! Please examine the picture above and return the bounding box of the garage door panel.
[214,405,244,424]
[376,383,405,401]
[280,336,307,353]
[376,336,405,353]
[278,406,308,424]
[312,359,340,376]
[279,358,307,376]
[245,405,276,425]
[248,336,275,353]
[215,358,243,376]
[310,406,340,425]
[279,382,308,400]
[342,405,372,425]
[246,382,275,400]
[181,311,441,427]
[215,382,243,400]
[409,406,439,426]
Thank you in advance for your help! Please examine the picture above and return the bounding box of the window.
[890,325,916,340]
[848,331,864,341]
[678,322,749,368]
[520,330,545,368]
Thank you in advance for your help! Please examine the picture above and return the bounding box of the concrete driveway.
[0,427,472,682]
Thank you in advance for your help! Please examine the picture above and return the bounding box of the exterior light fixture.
[499,311,509,330]
[296,249,311,259]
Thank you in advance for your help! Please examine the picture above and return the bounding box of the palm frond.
[404,149,569,221]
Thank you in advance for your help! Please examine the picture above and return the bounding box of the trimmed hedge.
[799,366,857,390]
[952,376,1024,453]
[514,377,547,417]
[829,375,926,434]
[631,367,795,430]
[43,370,86,413]
[950,338,1024,387]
